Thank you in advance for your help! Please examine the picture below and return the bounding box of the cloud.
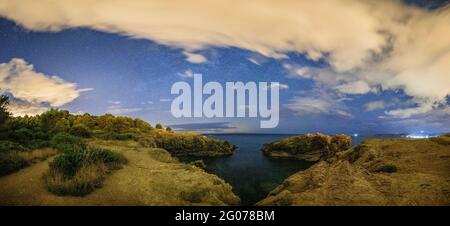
[0,58,86,116]
[159,98,172,102]
[264,83,289,90]
[6,97,48,117]
[248,57,261,65]
[106,104,142,115]
[169,122,236,132]
[334,81,372,95]
[384,101,435,119]
[0,0,449,118]
[247,54,268,66]
[285,89,353,118]
[77,87,94,92]
[365,100,386,111]
[177,69,195,78]
[182,51,207,64]
[0,0,391,68]
[108,100,121,105]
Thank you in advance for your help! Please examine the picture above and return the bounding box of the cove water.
[190,133,406,205]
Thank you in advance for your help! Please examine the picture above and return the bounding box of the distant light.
[353,133,359,137]
[406,134,430,139]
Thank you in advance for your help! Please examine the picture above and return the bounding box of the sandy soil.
[0,140,240,206]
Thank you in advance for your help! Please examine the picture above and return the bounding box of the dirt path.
[0,142,240,205]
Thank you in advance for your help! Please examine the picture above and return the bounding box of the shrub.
[430,136,450,145]
[44,163,107,196]
[155,124,163,129]
[50,132,86,153]
[0,152,28,176]
[49,151,87,177]
[26,139,51,150]
[136,136,157,148]
[45,146,127,196]
[87,148,127,168]
[0,141,28,153]
[97,131,134,140]
[17,148,59,164]
[372,164,398,173]
[11,128,33,141]
[69,124,92,138]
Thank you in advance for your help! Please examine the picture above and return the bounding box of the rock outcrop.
[261,133,351,162]
[257,136,450,206]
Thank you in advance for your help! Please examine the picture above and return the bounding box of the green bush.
[87,148,127,166]
[0,152,28,176]
[0,141,28,153]
[69,124,92,138]
[45,146,127,196]
[50,132,86,153]
[11,128,33,141]
[26,139,51,150]
[49,151,86,178]
[97,131,134,140]
[48,147,126,178]
[44,163,106,196]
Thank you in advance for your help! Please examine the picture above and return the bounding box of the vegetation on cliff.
[0,95,240,204]
[0,94,234,176]
[261,133,351,161]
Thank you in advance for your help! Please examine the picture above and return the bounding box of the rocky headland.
[257,134,450,206]
[261,133,351,162]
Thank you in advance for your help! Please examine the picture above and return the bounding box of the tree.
[0,95,10,126]
[155,124,163,129]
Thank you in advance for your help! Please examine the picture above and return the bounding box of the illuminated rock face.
[261,133,352,162]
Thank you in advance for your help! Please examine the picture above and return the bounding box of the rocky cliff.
[258,135,450,206]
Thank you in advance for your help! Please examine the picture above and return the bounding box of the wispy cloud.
[177,69,195,78]
[106,105,142,115]
[264,83,289,91]
[285,89,353,118]
[108,100,121,105]
[182,51,207,64]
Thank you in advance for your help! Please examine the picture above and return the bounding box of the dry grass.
[18,148,59,164]
[44,163,108,196]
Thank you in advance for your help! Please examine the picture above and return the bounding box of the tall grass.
[44,147,127,196]
[0,148,59,176]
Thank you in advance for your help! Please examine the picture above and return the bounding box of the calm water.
[201,134,313,205]
[187,134,406,205]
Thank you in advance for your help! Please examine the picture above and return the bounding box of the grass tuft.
[44,147,127,196]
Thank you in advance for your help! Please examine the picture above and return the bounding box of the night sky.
[0,0,449,134]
